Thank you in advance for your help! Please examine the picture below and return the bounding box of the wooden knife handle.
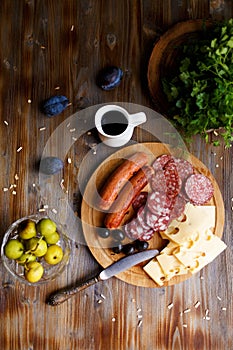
[47,275,100,306]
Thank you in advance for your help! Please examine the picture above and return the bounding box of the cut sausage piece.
[169,195,186,221]
[163,159,181,198]
[184,174,214,205]
[98,152,148,210]
[104,166,154,229]
[150,170,167,193]
[137,205,151,231]
[124,217,154,241]
[152,154,172,172]
[174,158,194,181]
[147,191,172,216]
[132,191,148,212]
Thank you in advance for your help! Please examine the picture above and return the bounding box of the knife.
[47,249,159,306]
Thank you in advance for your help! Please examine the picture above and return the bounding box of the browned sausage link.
[104,166,154,229]
[98,152,148,210]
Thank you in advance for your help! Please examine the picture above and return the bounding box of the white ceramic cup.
[95,105,147,147]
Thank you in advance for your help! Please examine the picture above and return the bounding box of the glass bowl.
[1,215,71,286]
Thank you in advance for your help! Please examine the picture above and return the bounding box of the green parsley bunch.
[163,19,233,147]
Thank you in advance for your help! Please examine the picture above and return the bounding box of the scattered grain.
[27,99,32,104]
[100,294,106,300]
[167,303,174,310]
[16,146,23,153]
[112,317,116,322]
[215,164,219,168]
[97,299,103,304]
[52,208,57,214]
[67,157,72,164]
[55,86,60,90]
[69,128,76,133]
[194,301,201,308]
[182,324,188,328]
[137,320,143,328]
[221,307,227,311]
[3,188,9,192]
[39,127,46,131]
[217,295,222,301]
[12,190,17,195]
[4,120,8,125]
[71,25,74,31]
[183,308,191,314]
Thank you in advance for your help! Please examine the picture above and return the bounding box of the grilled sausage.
[104,166,154,229]
[98,152,148,211]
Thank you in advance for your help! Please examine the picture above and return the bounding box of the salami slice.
[137,205,151,230]
[124,218,141,240]
[152,154,172,172]
[163,159,181,198]
[124,217,154,241]
[137,228,155,241]
[169,195,186,221]
[145,209,160,229]
[184,174,214,205]
[146,209,170,231]
[153,214,170,231]
[150,170,167,193]
[174,158,194,181]
[147,191,172,216]
[132,191,148,212]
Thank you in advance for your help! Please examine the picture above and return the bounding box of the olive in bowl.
[1,215,71,286]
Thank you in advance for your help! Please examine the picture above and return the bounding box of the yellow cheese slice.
[160,241,180,255]
[156,254,187,279]
[174,230,227,274]
[162,204,216,245]
[143,259,166,286]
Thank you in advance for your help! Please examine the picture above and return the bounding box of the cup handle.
[129,112,147,127]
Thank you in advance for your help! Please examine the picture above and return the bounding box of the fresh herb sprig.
[163,19,233,147]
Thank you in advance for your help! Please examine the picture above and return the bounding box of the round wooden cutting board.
[81,143,225,288]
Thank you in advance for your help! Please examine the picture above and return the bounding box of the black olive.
[96,66,123,90]
[134,240,149,252]
[122,244,136,255]
[112,243,123,254]
[111,229,125,242]
[96,228,111,239]
[40,157,64,175]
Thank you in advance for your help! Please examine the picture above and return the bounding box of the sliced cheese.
[160,241,179,255]
[143,259,166,286]
[162,204,216,245]
[174,229,227,274]
[156,253,187,279]
[143,203,227,285]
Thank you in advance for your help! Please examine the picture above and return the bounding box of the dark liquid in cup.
[101,111,128,135]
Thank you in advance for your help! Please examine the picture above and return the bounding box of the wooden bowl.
[147,19,213,113]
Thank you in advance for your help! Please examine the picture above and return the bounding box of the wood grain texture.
[0,1,232,350]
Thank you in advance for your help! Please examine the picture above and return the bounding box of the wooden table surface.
[0,1,232,349]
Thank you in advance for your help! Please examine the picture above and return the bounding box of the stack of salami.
[124,154,214,241]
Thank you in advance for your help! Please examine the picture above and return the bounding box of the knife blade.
[47,249,159,306]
